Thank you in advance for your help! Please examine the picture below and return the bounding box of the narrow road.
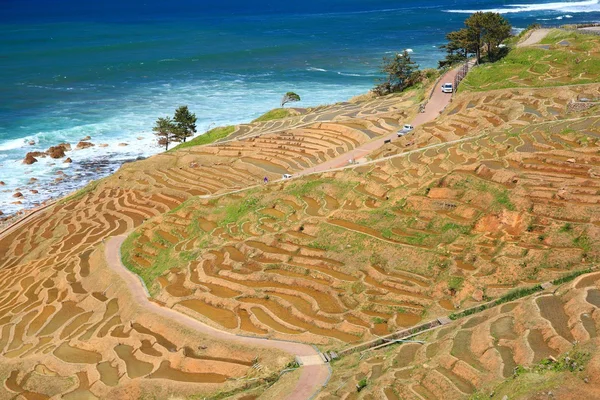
[302,64,462,174]
[518,28,551,47]
[104,235,330,400]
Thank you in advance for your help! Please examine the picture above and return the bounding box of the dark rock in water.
[30,189,39,194]
[28,140,35,146]
[0,181,5,186]
[76,141,95,149]
[57,142,72,151]
[81,136,91,141]
[23,153,38,165]
[118,143,129,147]
[29,178,38,183]
[13,192,23,198]
[47,145,66,159]
[64,157,72,163]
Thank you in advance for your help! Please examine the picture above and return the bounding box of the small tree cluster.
[439,12,512,68]
[152,105,197,151]
[373,50,420,96]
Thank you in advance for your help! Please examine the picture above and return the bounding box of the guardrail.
[453,60,471,94]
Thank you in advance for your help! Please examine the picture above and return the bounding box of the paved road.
[104,235,330,400]
[301,64,462,175]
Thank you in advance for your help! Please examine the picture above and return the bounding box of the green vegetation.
[173,105,197,143]
[153,116,176,151]
[448,276,464,292]
[281,92,301,107]
[551,268,592,286]
[170,125,235,151]
[152,105,198,150]
[220,196,260,226]
[573,233,592,253]
[439,12,511,67]
[252,108,295,123]
[356,378,368,392]
[461,31,600,92]
[373,50,420,96]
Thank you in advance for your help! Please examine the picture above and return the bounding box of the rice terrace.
[2,25,600,400]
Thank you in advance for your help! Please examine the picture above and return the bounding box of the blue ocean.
[1,0,599,215]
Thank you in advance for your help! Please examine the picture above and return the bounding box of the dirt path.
[518,28,551,47]
[300,64,462,174]
[104,235,330,400]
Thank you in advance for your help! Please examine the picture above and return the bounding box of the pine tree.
[153,116,176,151]
[374,50,419,95]
[173,105,197,143]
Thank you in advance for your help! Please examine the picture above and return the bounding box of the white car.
[397,124,414,136]
[441,83,453,93]
[282,173,292,179]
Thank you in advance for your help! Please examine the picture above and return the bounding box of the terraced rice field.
[0,185,284,399]
[372,83,600,159]
[318,272,600,399]
[123,95,600,350]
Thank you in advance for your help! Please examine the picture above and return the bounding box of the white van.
[282,174,292,179]
[441,83,453,93]
[397,124,414,136]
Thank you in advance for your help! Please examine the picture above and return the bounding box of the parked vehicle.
[282,173,292,179]
[397,124,414,136]
[441,82,454,93]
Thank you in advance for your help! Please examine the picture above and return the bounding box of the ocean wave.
[306,67,328,72]
[0,138,29,152]
[336,72,362,77]
[445,0,600,14]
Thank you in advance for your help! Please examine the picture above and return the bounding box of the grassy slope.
[251,108,297,123]
[169,125,235,151]
[460,29,600,92]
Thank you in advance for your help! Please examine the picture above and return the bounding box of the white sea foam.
[306,67,328,72]
[446,0,600,14]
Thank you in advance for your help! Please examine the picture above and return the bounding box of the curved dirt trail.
[105,235,330,400]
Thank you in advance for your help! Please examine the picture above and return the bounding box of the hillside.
[0,28,600,400]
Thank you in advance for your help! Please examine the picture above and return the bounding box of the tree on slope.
[440,12,511,66]
[439,28,476,68]
[281,92,301,107]
[173,105,197,143]
[374,50,419,96]
[465,12,511,64]
[153,116,176,151]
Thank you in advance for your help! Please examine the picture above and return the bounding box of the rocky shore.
[0,135,146,221]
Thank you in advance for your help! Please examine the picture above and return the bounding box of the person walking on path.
[264,176,268,184]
